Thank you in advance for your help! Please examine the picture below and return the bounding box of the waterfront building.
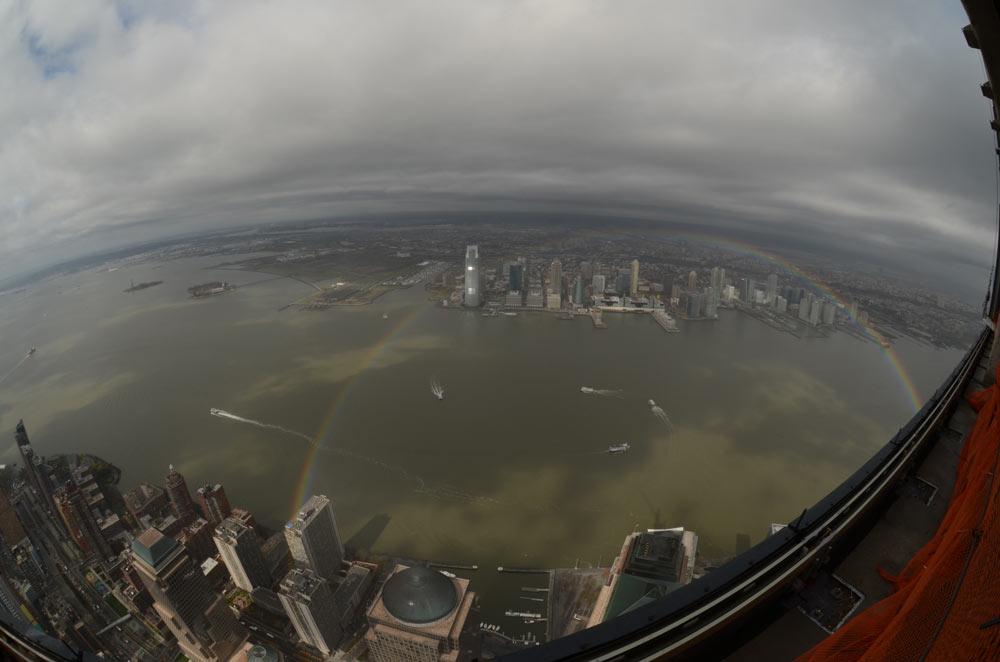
[573,278,585,305]
[526,290,544,308]
[687,270,697,293]
[365,565,480,662]
[285,494,344,582]
[504,291,522,308]
[132,528,247,662]
[335,563,373,628]
[213,517,272,592]
[197,484,231,525]
[588,528,698,628]
[54,484,113,560]
[686,292,701,318]
[710,267,721,292]
[593,274,606,294]
[165,465,198,525]
[124,482,170,525]
[670,283,682,301]
[549,260,562,294]
[705,287,719,318]
[615,269,631,296]
[799,294,813,322]
[546,291,561,310]
[809,298,824,326]
[463,245,480,307]
[278,568,342,655]
[630,260,640,298]
[766,274,778,305]
[508,264,523,293]
[823,300,836,326]
[754,289,766,305]
[776,296,788,314]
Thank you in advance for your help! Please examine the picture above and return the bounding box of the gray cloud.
[1,0,996,294]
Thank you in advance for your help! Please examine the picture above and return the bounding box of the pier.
[521,587,549,592]
[430,562,479,571]
[651,310,680,333]
[589,310,607,329]
[498,566,550,574]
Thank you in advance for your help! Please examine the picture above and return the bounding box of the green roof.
[604,574,682,621]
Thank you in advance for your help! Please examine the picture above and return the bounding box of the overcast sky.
[1,0,996,296]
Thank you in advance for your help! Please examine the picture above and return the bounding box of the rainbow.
[288,304,433,519]
[286,231,924,519]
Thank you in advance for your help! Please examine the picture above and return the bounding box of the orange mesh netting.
[796,367,1000,662]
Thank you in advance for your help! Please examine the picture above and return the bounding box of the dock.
[430,562,478,571]
[521,587,549,593]
[589,310,607,329]
[498,566,550,574]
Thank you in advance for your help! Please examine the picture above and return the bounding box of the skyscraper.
[278,568,342,655]
[766,273,778,306]
[687,270,697,293]
[593,274,606,294]
[132,528,246,662]
[166,465,197,525]
[285,494,344,582]
[686,292,701,318]
[508,264,523,293]
[14,421,57,518]
[365,565,480,662]
[579,261,593,281]
[213,517,271,592]
[705,287,719,318]
[799,294,813,322]
[809,298,824,326]
[549,260,562,295]
[463,245,480,307]
[197,484,231,525]
[631,260,640,298]
[54,483,112,560]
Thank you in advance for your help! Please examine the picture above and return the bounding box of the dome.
[381,566,458,624]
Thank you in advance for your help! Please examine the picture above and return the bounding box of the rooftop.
[381,565,458,625]
[131,527,180,571]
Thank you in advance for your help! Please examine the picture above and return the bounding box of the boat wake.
[0,353,31,388]
[430,378,445,400]
[580,386,623,398]
[649,401,673,430]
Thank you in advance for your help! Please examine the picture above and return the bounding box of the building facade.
[213,517,272,592]
[285,494,344,582]
[463,245,480,307]
[165,465,198,525]
[278,568,342,654]
[197,484,232,525]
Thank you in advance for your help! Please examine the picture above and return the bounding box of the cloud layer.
[2,1,996,290]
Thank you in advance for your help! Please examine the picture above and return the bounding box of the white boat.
[648,399,656,407]
[608,443,631,454]
[210,408,222,416]
[383,312,389,319]
[581,387,595,394]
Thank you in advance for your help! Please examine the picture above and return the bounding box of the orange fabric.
[796,374,1000,662]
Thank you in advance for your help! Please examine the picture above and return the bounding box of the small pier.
[589,310,607,329]
[498,566,550,574]
[521,587,549,593]
[431,562,478,571]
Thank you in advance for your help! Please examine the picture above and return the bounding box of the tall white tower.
[464,245,480,307]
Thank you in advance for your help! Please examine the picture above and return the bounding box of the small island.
[123,280,163,292]
[188,281,236,297]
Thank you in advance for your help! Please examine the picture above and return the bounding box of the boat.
[648,399,656,407]
[210,408,222,416]
[580,387,595,394]
[608,443,631,454]
[27,347,36,356]
[383,312,389,319]
[504,312,518,316]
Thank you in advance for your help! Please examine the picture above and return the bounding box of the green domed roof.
[382,566,458,624]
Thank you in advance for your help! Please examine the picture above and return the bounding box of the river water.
[0,256,968,635]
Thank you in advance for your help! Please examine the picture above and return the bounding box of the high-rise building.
[285,495,344,582]
[463,246,480,307]
[278,568,342,655]
[766,274,778,305]
[508,264,523,293]
[365,565,480,662]
[197,484,231,525]
[0,488,25,547]
[182,517,217,563]
[686,292,701,318]
[54,484,112,560]
[687,270,697,293]
[776,296,788,314]
[546,291,561,310]
[580,261,593,281]
[573,278,585,305]
[705,287,719,318]
[132,528,246,662]
[166,465,197,525]
[823,301,836,326]
[213,517,271,592]
[809,298,824,326]
[631,260,640,298]
[798,294,812,322]
[593,274,606,294]
[548,260,562,295]
[14,421,58,519]
[124,483,169,525]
